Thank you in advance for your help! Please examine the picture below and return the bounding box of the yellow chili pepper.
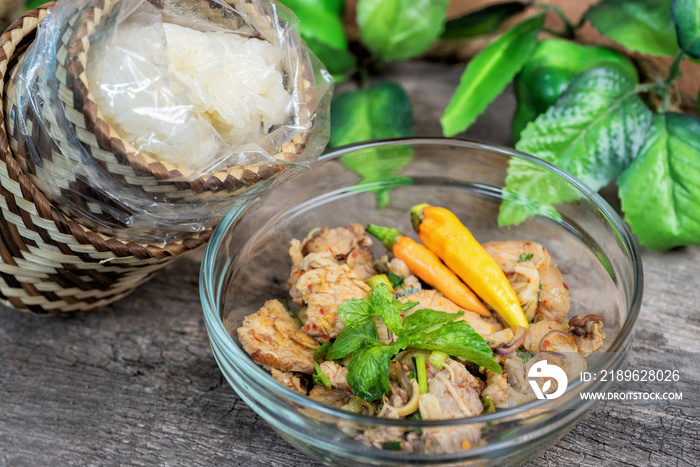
[410,204,529,328]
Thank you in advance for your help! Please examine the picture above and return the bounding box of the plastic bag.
[8,0,332,243]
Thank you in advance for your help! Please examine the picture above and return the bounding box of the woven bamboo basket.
[0,4,212,316]
[5,0,316,240]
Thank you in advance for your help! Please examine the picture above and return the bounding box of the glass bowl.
[200,138,643,466]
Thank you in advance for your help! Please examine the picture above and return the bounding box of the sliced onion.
[539,330,574,352]
[494,326,526,355]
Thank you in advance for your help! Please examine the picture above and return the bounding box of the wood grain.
[1,61,698,467]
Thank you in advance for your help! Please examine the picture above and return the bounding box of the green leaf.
[346,341,397,401]
[278,0,354,78]
[279,0,347,49]
[331,81,414,208]
[618,113,700,250]
[338,299,374,328]
[356,0,449,61]
[368,282,404,335]
[516,67,652,191]
[440,13,545,137]
[407,320,501,373]
[330,82,413,148]
[442,2,528,39]
[326,321,379,360]
[303,37,355,79]
[672,0,700,58]
[585,0,680,57]
[500,67,653,226]
[27,0,46,10]
[402,309,464,336]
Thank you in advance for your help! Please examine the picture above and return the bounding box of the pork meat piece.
[289,252,371,340]
[237,299,318,374]
[300,224,377,280]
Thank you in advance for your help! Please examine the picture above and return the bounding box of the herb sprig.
[326,283,501,401]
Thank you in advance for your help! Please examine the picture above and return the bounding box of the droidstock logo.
[528,360,568,400]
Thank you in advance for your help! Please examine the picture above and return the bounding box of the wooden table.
[1,61,698,466]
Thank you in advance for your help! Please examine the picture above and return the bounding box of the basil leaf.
[331,81,414,207]
[585,0,680,57]
[402,309,464,336]
[346,341,397,401]
[369,282,403,334]
[672,0,700,58]
[442,2,528,39]
[441,14,544,137]
[356,0,449,62]
[500,67,653,226]
[618,113,700,250]
[407,320,501,373]
[326,321,379,360]
[338,298,374,328]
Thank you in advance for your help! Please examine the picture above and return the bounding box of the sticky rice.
[88,21,292,171]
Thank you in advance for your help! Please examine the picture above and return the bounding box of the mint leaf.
[356,0,449,62]
[369,282,405,334]
[672,0,700,58]
[618,113,700,250]
[585,0,680,57]
[402,309,464,336]
[326,321,379,360]
[442,2,528,39]
[338,299,374,328]
[346,341,398,401]
[407,320,501,373]
[441,13,544,137]
[500,67,653,226]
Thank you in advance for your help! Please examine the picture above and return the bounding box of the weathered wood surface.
[1,61,698,466]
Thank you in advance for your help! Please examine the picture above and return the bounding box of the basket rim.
[0,4,211,259]
[59,0,314,186]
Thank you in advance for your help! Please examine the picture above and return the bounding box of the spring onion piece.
[314,340,332,361]
[365,274,394,291]
[386,272,404,289]
[382,441,403,451]
[341,397,365,413]
[298,306,308,324]
[415,354,428,394]
[481,395,496,413]
[428,350,449,369]
[407,411,422,420]
[312,362,331,388]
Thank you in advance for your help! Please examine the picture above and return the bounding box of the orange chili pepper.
[365,224,491,317]
[410,204,529,328]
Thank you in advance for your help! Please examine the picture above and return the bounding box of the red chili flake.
[542,300,549,306]
[542,340,550,348]
[323,334,330,340]
[351,251,358,257]
[252,336,263,343]
[319,309,325,315]
[307,284,313,290]
[505,271,515,276]
[563,282,569,290]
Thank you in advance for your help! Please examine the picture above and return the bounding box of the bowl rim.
[200,136,644,428]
